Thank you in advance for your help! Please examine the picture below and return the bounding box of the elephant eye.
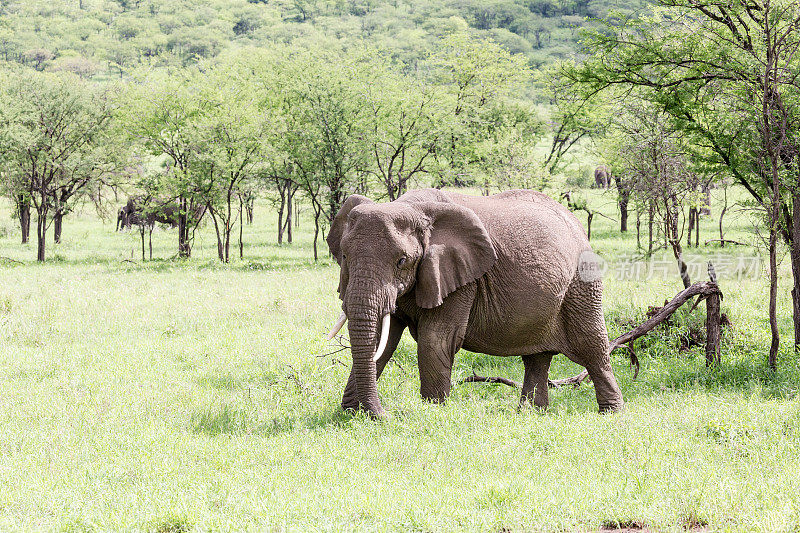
[397,256,407,268]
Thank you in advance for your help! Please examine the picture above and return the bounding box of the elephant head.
[326,190,497,417]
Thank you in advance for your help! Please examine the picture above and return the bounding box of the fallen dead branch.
[459,372,521,388]
[609,281,722,352]
[462,278,724,392]
[704,239,748,246]
[0,256,23,264]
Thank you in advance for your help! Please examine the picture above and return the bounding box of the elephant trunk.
[347,311,385,418]
[344,278,395,418]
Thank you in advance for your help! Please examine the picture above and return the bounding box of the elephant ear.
[327,194,373,264]
[415,202,497,309]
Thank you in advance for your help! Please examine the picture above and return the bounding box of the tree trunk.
[615,176,629,232]
[246,198,254,225]
[18,195,30,244]
[586,212,593,241]
[53,211,63,244]
[620,203,628,232]
[178,195,191,258]
[239,198,244,260]
[769,218,779,370]
[140,225,146,261]
[224,226,230,263]
[791,193,800,350]
[706,293,721,366]
[636,208,641,249]
[687,207,695,248]
[277,188,286,245]
[670,239,691,289]
[313,206,321,262]
[36,209,47,262]
[695,211,700,247]
[210,209,224,262]
[719,187,728,247]
[648,201,654,254]
[285,188,293,244]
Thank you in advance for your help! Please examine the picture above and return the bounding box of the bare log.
[704,239,748,246]
[459,373,521,388]
[549,371,589,388]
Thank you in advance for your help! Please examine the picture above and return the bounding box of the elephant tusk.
[326,312,347,340]
[373,314,391,362]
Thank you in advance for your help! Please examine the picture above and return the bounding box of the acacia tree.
[275,49,369,260]
[567,0,800,357]
[363,65,441,200]
[615,105,700,286]
[231,47,299,246]
[478,100,547,194]
[262,160,298,245]
[192,64,267,263]
[543,66,609,174]
[121,71,205,258]
[429,32,531,188]
[0,70,118,261]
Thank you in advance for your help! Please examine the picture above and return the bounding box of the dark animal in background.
[116,196,182,231]
[326,188,624,418]
[116,196,205,259]
[594,166,611,188]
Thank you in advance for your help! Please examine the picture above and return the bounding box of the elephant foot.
[420,393,448,404]
[346,405,387,420]
[341,395,387,420]
[518,399,548,414]
[598,401,625,414]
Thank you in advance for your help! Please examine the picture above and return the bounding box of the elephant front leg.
[521,352,555,409]
[342,315,406,411]
[416,288,474,403]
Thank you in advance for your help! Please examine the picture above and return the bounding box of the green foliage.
[0,68,121,259]
[0,0,651,79]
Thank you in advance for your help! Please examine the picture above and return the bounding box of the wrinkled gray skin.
[327,188,624,418]
[594,166,611,188]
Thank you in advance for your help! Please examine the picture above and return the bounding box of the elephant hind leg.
[582,356,624,413]
[562,339,624,413]
[520,352,556,409]
[561,278,624,413]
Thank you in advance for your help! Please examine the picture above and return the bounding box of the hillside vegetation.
[0,0,649,77]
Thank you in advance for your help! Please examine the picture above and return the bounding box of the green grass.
[0,188,798,531]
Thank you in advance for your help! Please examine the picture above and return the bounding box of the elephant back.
[447,189,591,284]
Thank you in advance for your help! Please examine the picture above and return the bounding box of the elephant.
[116,206,128,231]
[594,166,611,188]
[116,196,205,231]
[116,196,206,259]
[325,188,624,418]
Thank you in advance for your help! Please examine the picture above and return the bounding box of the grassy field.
[0,188,799,532]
